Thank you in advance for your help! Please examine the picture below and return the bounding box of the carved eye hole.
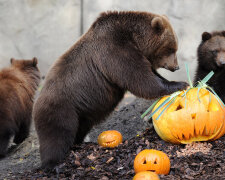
[176,105,183,111]
[212,50,218,55]
[143,159,147,164]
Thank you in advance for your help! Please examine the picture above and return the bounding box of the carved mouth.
[103,140,116,145]
[106,140,115,144]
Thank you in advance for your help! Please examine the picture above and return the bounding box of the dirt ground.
[1,94,225,180]
[0,126,41,179]
[0,93,151,179]
[4,129,225,180]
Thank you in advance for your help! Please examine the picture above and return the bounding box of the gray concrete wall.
[0,0,225,81]
[0,0,81,74]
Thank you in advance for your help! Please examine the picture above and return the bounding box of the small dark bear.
[194,31,225,102]
[33,11,188,169]
[0,58,40,157]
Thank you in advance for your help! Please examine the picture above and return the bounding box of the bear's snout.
[165,65,179,72]
[219,59,225,65]
[217,52,225,66]
[174,66,180,71]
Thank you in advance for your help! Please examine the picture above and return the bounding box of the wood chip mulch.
[7,128,225,180]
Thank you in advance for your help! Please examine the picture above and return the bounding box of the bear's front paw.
[169,81,188,92]
[174,81,189,91]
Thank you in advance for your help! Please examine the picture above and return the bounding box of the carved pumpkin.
[97,130,122,148]
[133,171,160,180]
[153,88,225,144]
[134,149,170,175]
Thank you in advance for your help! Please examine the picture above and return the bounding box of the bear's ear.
[10,58,15,64]
[162,15,169,21]
[202,32,212,41]
[32,57,38,67]
[222,31,225,37]
[151,17,164,34]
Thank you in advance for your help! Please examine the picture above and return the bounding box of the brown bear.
[0,58,40,157]
[194,31,225,102]
[33,11,188,169]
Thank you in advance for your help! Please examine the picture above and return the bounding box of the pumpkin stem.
[147,96,172,120]
[207,87,225,108]
[147,91,182,120]
[141,65,225,121]
[209,92,212,103]
[141,98,160,119]
[197,87,201,103]
[185,63,193,88]
[156,97,177,120]
[181,88,192,108]
[196,71,214,87]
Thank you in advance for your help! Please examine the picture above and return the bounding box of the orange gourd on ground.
[152,88,225,144]
[97,130,122,148]
[133,171,160,180]
[134,149,170,175]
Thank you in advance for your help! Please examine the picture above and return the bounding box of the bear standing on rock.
[33,11,188,169]
[0,58,40,157]
[194,31,225,102]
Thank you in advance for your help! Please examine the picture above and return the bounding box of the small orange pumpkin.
[133,171,160,180]
[134,149,170,175]
[153,88,225,144]
[97,130,122,148]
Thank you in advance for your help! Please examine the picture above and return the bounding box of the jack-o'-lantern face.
[153,88,225,144]
[97,130,122,148]
[134,149,170,175]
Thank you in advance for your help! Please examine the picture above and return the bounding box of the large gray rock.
[86,98,155,142]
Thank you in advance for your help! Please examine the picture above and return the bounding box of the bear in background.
[0,58,40,157]
[33,11,188,169]
[194,31,225,102]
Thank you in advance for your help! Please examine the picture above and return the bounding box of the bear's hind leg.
[74,118,93,144]
[36,111,79,170]
[13,121,30,144]
[0,131,12,158]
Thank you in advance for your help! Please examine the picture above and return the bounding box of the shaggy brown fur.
[0,58,40,157]
[194,31,225,102]
[33,11,188,169]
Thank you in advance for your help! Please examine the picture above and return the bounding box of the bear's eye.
[211,50,218,55]
[163,48,175,56]
[167,48,175,54]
